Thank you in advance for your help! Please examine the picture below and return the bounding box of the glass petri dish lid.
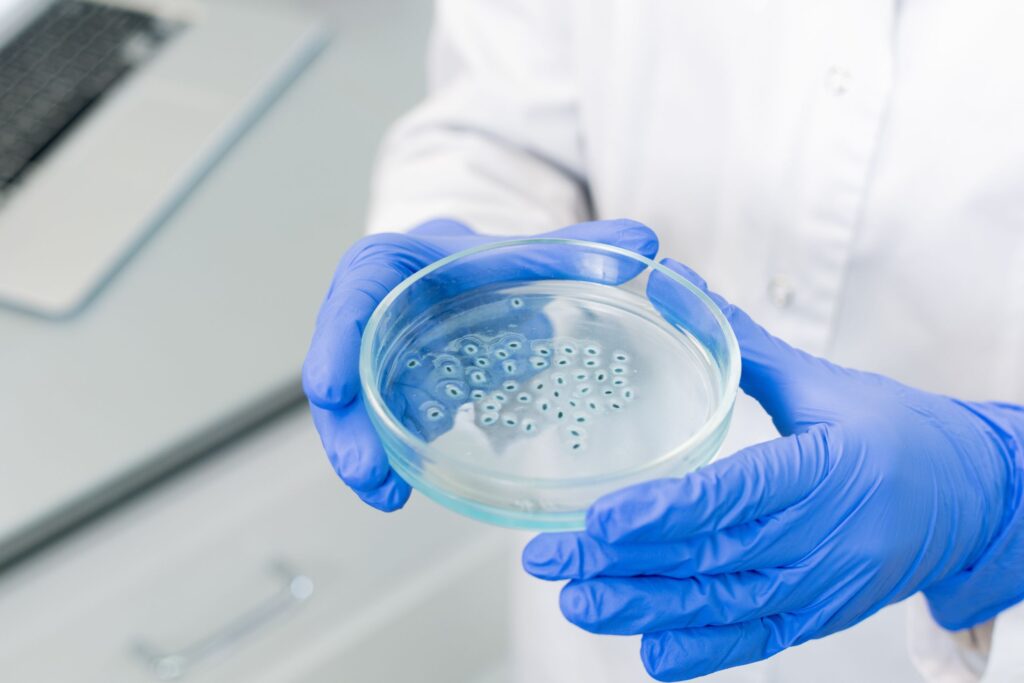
[360,238,740,530]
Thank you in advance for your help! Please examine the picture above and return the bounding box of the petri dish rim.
[359,237,741,489]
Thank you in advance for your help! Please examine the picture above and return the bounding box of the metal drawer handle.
[132,561,314,680]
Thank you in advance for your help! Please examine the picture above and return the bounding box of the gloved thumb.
[658,259,836,435]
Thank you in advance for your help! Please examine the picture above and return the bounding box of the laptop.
[0,0,325,317]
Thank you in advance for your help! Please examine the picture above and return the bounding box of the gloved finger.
[311,401,391,491]
[303,219,657,411]
[304,219,477,412]
[419,219,659,262]
[389,219,660,335]
[497,218,659,284]
[641,615,805,682]
[311,403,411,512]
[651,258,837,435]
[351,469,412,512]
[303,232,448,411]
[523,512,805,580]
[419,219,659,280]
[558,568,820,635]
[587,426,829,543]
[407,218,477,238]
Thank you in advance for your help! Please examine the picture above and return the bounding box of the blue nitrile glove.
[302,218,659,512]
[523,259,1024,681]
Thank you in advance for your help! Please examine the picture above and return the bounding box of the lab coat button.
[825,66,852,95]
[767,275,795,309]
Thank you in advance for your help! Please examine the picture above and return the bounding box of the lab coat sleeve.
[366,0,591,236]
[908,595,1024,681]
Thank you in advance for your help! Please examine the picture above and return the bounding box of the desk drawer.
[0,408,510,682]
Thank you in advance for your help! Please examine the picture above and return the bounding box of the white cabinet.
[0,407,510,682]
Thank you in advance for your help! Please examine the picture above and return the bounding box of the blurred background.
[0,0,511,680]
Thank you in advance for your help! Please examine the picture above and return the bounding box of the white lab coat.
[366,1,1024,680]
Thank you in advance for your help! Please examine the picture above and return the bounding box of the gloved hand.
[523,259,1024,681]
[302,218,659,511]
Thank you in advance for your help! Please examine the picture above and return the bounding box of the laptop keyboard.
[0,1,181,191]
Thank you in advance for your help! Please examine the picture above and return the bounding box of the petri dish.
[360,238,739,530]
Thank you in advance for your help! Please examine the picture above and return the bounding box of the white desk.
[0,0,432,565]
[0,405,510,682]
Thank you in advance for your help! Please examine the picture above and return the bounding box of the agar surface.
[404,325,637,452]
